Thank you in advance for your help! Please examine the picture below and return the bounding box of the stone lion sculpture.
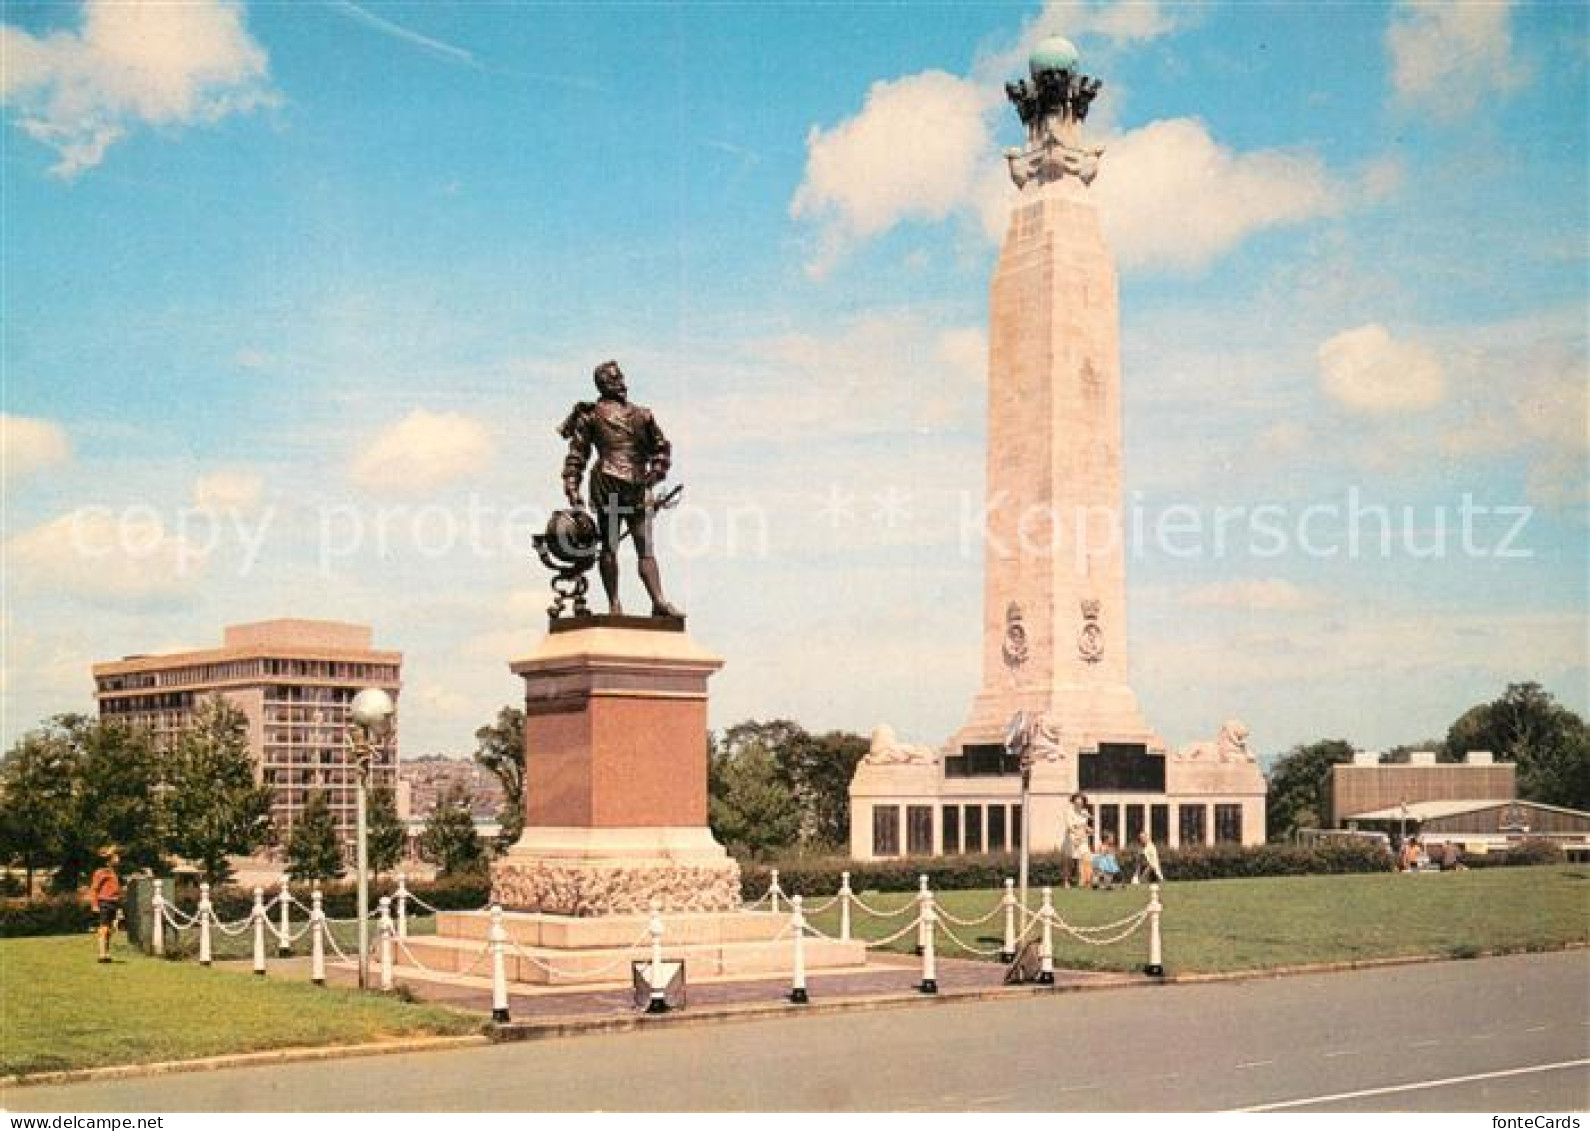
[1177,719,1254,762]
[863,724,941,766]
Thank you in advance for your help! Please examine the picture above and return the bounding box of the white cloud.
[796,84,1337,276]
[1090,118,1337,272]
[1387,0,1526,118]
[1184,578,1324,612]
[791,71,993,277]
[1,0,274,177]
[2,413,70,478]
[415,682,472,717]
[193,470,264,512]
[8,508,208,601]
[350,409,494,493]
[980,0,1190,80]
[1318,323,1445,413]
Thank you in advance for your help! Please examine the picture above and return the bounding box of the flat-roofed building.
[93,619,402,846]
[1324,750,1516,828]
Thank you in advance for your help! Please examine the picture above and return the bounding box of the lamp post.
[348,687,395,990]
[1005,712,1033,915]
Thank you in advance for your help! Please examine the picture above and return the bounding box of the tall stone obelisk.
[950,38,1165,776]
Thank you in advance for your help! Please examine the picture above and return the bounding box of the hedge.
[1457,838,1565,869]
[1,873,491,940]
[0,895,94,939]
[178,874,491,924]
[738,840,1403,899]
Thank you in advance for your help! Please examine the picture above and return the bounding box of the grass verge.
[809,864,1590,973]
[1,933,480,1079]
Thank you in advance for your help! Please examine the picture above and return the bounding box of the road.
[8,951,1587,1112]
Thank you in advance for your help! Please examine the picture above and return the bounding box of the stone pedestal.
[490,621,741,916]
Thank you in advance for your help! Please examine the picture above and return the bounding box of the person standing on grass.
[1133,830,1164,885]
[88,846,122,964]
[1062,793,1094,888]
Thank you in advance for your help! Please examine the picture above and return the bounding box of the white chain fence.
[141,871,1166,1017]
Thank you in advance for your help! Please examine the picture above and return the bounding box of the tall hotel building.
[93,620,402,846]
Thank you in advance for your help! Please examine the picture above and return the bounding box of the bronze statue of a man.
[559,361,683,617]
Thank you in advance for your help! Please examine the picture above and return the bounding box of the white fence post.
[198,882,213,967]
[277,874,292,957]
[1145,882,1164,977]
[769,869,782,915]
[395,873,409,940]
[150,878,165,957]
[1000,877,1017,962]
[310,890,326,986]
[915,875,930,956]
[839,871,852,943]
[251,886,267,976]
[919,894,938,995]
[646,898,669,1014]
[789,894,808,1004]
[378,895,395,992]
[489,904,510,1023]
[1038,886,1055,985]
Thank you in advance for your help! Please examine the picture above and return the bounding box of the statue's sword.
[615,483,683,545]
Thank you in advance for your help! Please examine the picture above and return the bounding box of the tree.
[366,786,407,878]
[474,705,525,851]
[1265,739,1357,841]
[419,784,485,876]
[162,696,274,884]
[713,719,867,852]
[708,738,802,859]
[785,729,868,849]
[286,791,345,882]
[0,725,76,897]
[1444,683,1590,810]
[52,715,165,891]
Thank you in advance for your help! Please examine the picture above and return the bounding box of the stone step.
[400,931,868,987]
[436,908,800,949]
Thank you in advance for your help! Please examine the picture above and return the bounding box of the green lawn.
[0,934,481,1079]
[811,865,1590,974]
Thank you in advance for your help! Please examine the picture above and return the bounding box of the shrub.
[1461,839,1567,869]
[0,895,94,938]
[740,840,1399,899]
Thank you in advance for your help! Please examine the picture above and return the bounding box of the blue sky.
[4,1,1586,763]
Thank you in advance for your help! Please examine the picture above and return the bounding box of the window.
[945,744,1021,777]
[1150,804,1169,845]
[988,805,1007,852]
[1079,743,1165,792]
[1011,804,1023,849]
[964,805,984,853]
[872,806,900,856]
[1179,805,1207,846]
[1215,804,1243,845]
[907,806,933,856]
[1099,803,1119,847]
[942,806,961,855]
[1125,804,1145,846]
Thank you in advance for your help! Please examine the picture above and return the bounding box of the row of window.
[98,660,399,694]
[870,801,1246,857]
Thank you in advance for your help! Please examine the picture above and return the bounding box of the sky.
[3,0,1586,766]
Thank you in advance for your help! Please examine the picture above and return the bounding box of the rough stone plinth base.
[491,826,741,916]
[490,856,741,917]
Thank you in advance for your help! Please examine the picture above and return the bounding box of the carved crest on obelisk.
[1078,597,1104,663]
[1002,601,1030,671]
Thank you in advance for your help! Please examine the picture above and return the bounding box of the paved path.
[289,952,1127,1017]
[8,951,1587,1111]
